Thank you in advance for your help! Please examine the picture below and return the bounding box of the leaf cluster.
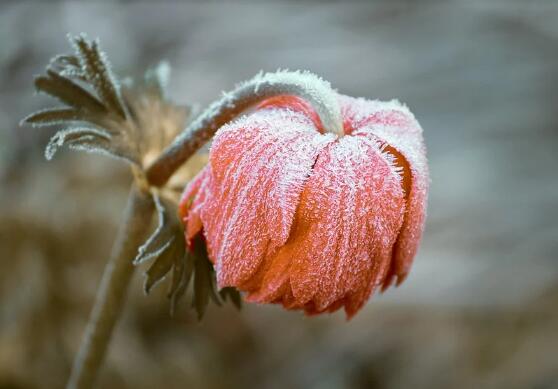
[21,34,241,320]
[136,193,241,320]
[22,34,189,168]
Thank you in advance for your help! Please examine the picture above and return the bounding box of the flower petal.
[202,107,336,288]
[179,165,211,243]
[341,96,429,289]
[248,135,406,317]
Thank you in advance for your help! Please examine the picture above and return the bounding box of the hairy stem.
[67,186,154,389]
[146,70,342,186]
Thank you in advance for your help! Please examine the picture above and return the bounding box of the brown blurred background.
[1,1,558,388]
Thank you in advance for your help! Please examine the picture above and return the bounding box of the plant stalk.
[146,71,342,187]
[67,185,154,389]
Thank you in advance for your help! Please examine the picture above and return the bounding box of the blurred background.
[1,1,557,388]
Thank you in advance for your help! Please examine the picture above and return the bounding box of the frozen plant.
[22,34,429,389]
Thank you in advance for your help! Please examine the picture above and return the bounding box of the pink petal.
[341,95,429,289]
[179,165,211,246]
[201,108,336,288]
[248,135,406,317]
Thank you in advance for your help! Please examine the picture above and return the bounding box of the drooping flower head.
[179,93,428,318]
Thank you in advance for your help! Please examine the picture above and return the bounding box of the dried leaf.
[144,236,177,294]
[192,255,210,320]
[191,236,222,320]
[34,70,106,113]
[45,127,111,160]
[69,138,139,165]
[135,193,175,264]
[135,192,192,308]
[219,287,242,310]
[135,191,242,318]
[21,108,84,127]
[44,126,139,164]
[144,61,171,98]
[169,251,194,316]
[72,35,127,118]
[24,35,193,170]
[49,54,87,81]
[59,67,87,82]
[49,54,81,69]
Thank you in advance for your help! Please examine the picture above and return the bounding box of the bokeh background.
[1,1,558,388]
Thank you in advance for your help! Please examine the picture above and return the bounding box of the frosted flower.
[179,95,428,318]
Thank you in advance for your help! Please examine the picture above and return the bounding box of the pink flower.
[179,94,428,318]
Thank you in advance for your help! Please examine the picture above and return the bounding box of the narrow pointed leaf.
[72,35,127,118]
[144,61,170,98]
[193,255,210,320]
[220,287,242,310]
[193,236,221,306]
[49,54,81,69]
[169,251,194,316]
[191,236,222,320]
[136,237,174,266]
[45,127,111,160]
[66,140,138,165]
[144,237,177,294]
[49,55,86,81]
[135,193,177,264]
[35,70,106,113]
[59,67,87,82]
[168,231,187,298]
[208,264,222,306]
[21,107,86,127]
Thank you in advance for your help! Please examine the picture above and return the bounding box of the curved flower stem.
[146,70,343,187]
[67,185,154,389]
